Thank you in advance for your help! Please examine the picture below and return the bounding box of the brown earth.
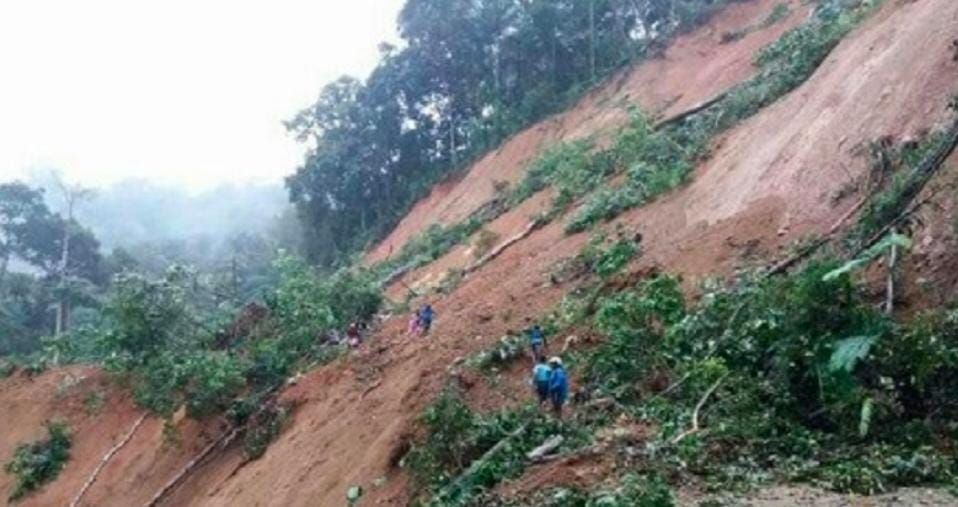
[365,0,810,264]
[3,0,958,506]
[0,367,224,507]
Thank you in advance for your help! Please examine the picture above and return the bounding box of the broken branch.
[70,413,148,507]
[670,373,728,445]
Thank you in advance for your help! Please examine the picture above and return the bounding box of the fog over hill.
[30,176,289,251]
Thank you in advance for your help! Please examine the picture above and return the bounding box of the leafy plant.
[242,403,290,460]
[472,229,500,260]
[5,421,71,501]
[822,233,911,281]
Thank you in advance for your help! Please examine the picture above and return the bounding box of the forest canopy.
[287,0,740,265]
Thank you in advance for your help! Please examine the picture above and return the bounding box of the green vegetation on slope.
[287,0,774,265]
[5,421,71,502]
[370,0,879,289]
[409,255,958,505]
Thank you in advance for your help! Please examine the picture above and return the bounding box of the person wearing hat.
[548,357,569,418]
[528,324,546,362]
[531,356,552,406]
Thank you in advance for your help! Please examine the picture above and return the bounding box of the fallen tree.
[70,413,148,507]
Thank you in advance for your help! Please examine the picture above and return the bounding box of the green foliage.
[98,267,199,368]
[407,389,590,506]
[828,335,877,373]
[853,130,955,243]
[579,232,641,279]
[822,233,911,281]
[586,474,674,507]
[472,229,500,260]
[567,113,697,233]
[406,389,479,489]
[0,358,14,378]
[581,260,958,494]
[761,3,790,28]
[466,334,526,372]
[289,0,747,266]
[510,142,596,208]
[5,421,71,501]
[93,252,380,425]
[270,255,381,343]
[241,403,290,460]
[83,390,105,415]
[492,474,674,506]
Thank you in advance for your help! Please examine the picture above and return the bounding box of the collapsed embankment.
[2,0,957,505]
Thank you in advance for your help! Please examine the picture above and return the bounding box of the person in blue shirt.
[548,357,569,418]
[531,356,552,406]
[528,324,545,361]
[418,304,435,335]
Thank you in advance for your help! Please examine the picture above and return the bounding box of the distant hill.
[39,179,288,250]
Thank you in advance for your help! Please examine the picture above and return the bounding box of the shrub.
[5,421,71,501]
[472,229,500,260]
[408,389,590,505]
[242,403,290,460]
[0,359,15,378]
[581,260,958,493]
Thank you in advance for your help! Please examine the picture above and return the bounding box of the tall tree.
[50,175,95,339]
[287,0,732,266]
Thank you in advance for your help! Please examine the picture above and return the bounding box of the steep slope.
[365,0,809,264]
[2,0,957,505]
[0,368,223,507]
[165,1,956,505]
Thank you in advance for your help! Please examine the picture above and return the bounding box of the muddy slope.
[166,1,957,506]
[365,0,808,264]
[1,0,956,505]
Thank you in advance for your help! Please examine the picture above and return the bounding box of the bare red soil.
[365,0,809,264]
[3,0,957,505]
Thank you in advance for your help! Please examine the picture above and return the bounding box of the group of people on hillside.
[407,304,435,336]
[527,324,569,418]
[354,307,569,416]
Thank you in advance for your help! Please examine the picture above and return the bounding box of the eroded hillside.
[2,0,958,505]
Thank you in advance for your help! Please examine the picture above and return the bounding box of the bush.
[472,229,500,260]
[581,261,958,493]
[97,267,199,368]
[0,359,15,378]
[408,389,590,505]
[5,421,71,501]
[242,403,290,460]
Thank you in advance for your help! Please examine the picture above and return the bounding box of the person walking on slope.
[548,357,569,419]
[346,322,362,348]
[528,324,546,362]
[418,304,435,335]
[531,356,552,407]
[407,309,421,335]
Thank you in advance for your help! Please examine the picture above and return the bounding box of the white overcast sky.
[0,0,405,190]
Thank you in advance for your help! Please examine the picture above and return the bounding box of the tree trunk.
[885,229,898,314]
[0,252,9,293]
[589,0,597,81]
[56,202,73,340]
[449,117,457,166]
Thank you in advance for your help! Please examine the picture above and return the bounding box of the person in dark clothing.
[528,324,545,361]
[418,304,435,335]
[548,357,569,418]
